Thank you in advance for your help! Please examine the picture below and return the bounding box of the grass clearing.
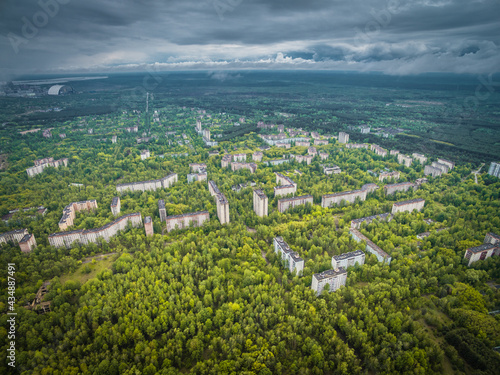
[60,254,118,285]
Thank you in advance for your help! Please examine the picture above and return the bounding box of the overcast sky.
[1,0,499,79]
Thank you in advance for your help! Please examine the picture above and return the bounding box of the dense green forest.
[1,72,500,374]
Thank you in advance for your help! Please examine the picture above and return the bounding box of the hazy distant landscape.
[2,71,499,162]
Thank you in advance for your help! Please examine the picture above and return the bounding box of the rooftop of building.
[254,189,267,199]
[158,199,165,209]
[487,232,500,240]
[467,243,497,253]
[384,182,415,188]
[278,195,313,203]
[111,197,120,206]
[313,267,347,281]
[215,193,228,204]
[323,189,364,198]
[144,216,152,224]
[333,250,365,261]
[19,233,33,243]
[166,211,209,221]
[0,228,28,237]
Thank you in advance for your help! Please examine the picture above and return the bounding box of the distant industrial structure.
[47,85,73,95]
[26,157,68,177]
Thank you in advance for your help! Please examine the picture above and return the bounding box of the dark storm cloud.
[0,0,499,79]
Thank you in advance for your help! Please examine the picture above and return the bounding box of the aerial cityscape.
[1,1,500,374]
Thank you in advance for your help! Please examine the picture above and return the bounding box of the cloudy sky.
[1,0,499,79]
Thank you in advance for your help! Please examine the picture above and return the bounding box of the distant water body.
[12,76,108,85]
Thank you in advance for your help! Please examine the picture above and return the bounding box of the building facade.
[488,162,500,178]
[273,237,304,275]
[26,157,68,177]
[253,189,268,217]
[140,150,150,160]
[391,198,425,214]
[350,229,391,265]
[277,195,314,213]
[58,200,98,231]
[321,189,367,208]
[384,182,416,195]
[165,211,209,232]
[379,171,400,181]
[215,193,230,225]
[371,144,388,157]
[49,213,143,248]
[221,154,232,168]
[324,165,341,175]
[464,244,498,266]
[19,233,37,253]
[274,173,297,197]
[424,165,443,177]
[397,154,413,167]
[111,197,121,216]
[144,216,154,236]
[332,250,365,269]
[361,183,380,193]
[252,151,263,162]
[311,268,347,295]
[116,173,177,193]
[339,132,349,144]
[158,199,167,222]
[231,162,257,173]
[412,153,427,164]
